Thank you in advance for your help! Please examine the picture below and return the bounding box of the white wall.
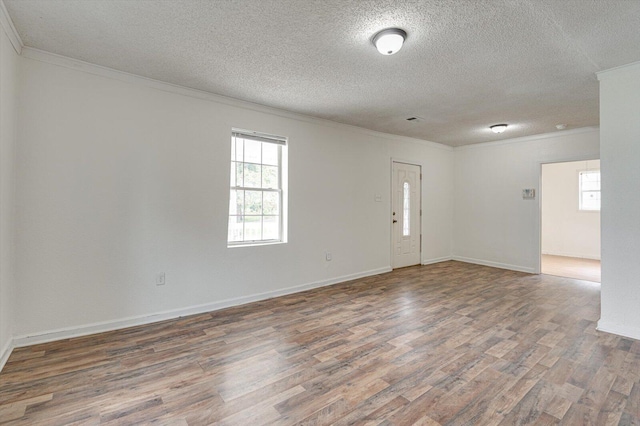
[0,19,18,367]
[541,160,600,259]
[14,53,453,341]
[597,61,640,341]
[453,129,600,273]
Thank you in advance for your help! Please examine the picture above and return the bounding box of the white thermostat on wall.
[522,189,536,200]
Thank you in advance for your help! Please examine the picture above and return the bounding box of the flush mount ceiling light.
[372,28,407,55]
[490,124,508,134]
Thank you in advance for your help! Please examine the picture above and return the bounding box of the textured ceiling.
[5,0,640,146]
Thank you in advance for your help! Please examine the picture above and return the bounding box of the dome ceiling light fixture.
[372,28,407,55]
[490,124,508,134]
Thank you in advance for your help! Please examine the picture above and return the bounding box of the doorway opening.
[391,161,421,269]
[541,159,601,282]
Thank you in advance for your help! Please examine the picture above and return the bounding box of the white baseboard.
[13,266,392,348]
[452,256,536,274]
[541,251,600,260]
[422,256,453,265]
[0,338,13,373]
[597,319,640,341]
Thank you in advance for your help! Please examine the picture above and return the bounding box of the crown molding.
[21,47,452,152]
[15,45,599,153]
[454,126,599,151]
[0,0,22,54]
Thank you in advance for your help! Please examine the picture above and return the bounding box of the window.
[403,181,410,236]
[228,129,287,246]
[579,170,601,211]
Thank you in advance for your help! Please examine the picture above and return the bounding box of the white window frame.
[578,169,601,212]
[228,129,287,247]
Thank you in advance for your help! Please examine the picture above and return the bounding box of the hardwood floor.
[1,261,638,425]
[541,254,601,283]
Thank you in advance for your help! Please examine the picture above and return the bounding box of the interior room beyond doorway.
[541,159,601,283]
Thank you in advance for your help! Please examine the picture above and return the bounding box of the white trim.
[13,266,391,348]
[0,338,13,373]
[422,256,452,265]
[452,256,535,274]
[391,157,427,167]
[541,251,600,261]
[19,47,452,152]
[597,320,640,341]
[0,0,22,54]
[597,60,640,80]
[454,127,599,151]
[390,160,423,270]
[537,155,600,167]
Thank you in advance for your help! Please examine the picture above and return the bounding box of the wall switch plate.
[522,189,536,199]
[156,272,166,286]
[374,194,382,202]
[325,252,332,261]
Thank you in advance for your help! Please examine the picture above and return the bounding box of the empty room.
[1,1,640,424]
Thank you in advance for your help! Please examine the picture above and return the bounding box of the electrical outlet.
[156,272,166,286]
[325,252,332,261]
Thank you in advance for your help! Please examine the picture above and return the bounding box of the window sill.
[227,240,286,249]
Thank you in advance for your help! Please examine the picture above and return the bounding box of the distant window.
[228,130,287,246]
[579,170,600,211]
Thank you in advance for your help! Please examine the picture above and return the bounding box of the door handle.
[393,220,398,223]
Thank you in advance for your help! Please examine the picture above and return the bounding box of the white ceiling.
[4,0,640,146]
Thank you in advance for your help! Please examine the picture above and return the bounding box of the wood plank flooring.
[541,254,601,283]
[1,261,638,425]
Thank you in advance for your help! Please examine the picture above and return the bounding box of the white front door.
[392,162,421,268]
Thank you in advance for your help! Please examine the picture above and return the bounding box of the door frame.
[390,159,422,269]
[537,155,600,274]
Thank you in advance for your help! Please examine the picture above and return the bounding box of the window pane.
[228,216,244,242]
[244,139,261,164]
[229,189,243,215]
[234,138,244,162]
[235,162,244,187]
[263,191,279,215]
[236,190,245,215]
[582,191,601,210]
[262,165,279,189]
[582,182,599,191]
[403,182,410,236]
[245,190,262,214]
[263,216,279,240]
[244,216,262,241]
[244,163,261,188]
[263,143,278,166]
[580,171,600,191]
[230,161,236,187]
